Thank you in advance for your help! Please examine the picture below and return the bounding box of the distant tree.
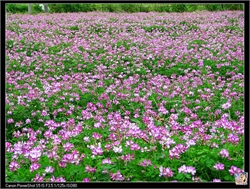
[28,3,32,14]
[44,4,49,12]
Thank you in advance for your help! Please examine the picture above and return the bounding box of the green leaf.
[176,173,184,180]
[224,175,234,181]
[184,174,191,179]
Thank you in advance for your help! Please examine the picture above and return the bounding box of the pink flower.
[29,148,42,159]
[159,166,174,178]
[222,102,231,110]
[92,147,103,156]
[227,133,240,145]
[25,119,31,124]
[130,143,140,150]
[178,165,196,175]
[110,170,124,181]
[30,162,41,172]
[45,166,54,174]
[63,142,74,152]
[7,118,14,124]
[82,178,90,182]
[59,161,67,168]
[55,177,66,182]
[6,142,12,151]
[213,179,221,182]
[85,165,96,173]
[32,174,44,182]
[213,162,224,170]
[138,159,152,167]
[9,161,20,171]
[229,166,243,176]
[102,158,113,164]
[220,149,230,159]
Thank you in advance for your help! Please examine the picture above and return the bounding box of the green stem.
[228,109,231,120]
[206,172,210,181]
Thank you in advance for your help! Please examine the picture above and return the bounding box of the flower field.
[5,11,244,182]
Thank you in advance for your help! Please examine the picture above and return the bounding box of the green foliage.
[6,3,244,14]
[103,4,121,12]
[186,4,198,12]
[157,4,171,12]
[6,4,44,14]
[5,8,244,183]
[222,4,244,11]
[171,4,188,12]
[6,4,28,14]
[142,25,166,33]
[120,4,140,13]
[204,4,224,11]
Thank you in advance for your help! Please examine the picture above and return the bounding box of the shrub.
[171,4,188,12]
[33,4,43,13]
[204,4,223,11]
[120,4,140,13]
[140,4,152,13]
[158,4,171,12]
[186,4,198,12]
[6,4,28,14]
[222,4,244,11]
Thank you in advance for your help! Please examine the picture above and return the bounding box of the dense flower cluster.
[5,10,244,182]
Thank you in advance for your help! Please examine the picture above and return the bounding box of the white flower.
[113,146,122,153]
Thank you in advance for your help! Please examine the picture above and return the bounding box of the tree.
[28,3,32,14]
[44,4,49,13]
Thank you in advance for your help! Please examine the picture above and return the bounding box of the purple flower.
[83,136,90,142]
[29,148,42,159]
[82,178,90,182]
[222,102,231,110]
[178,165,187,173]
[110,170,124,181]
[102,158,113,164]
[186,166,196,175]
[178,165,196,175]
[220,149,230,159]
[32,174,44,182]
[55,177,66,182]
[44,130,53,139]
[9,161,20,171]
[92,147,103,156]
[138,159,152,167]
[63,142,74,152]
[92,132,102,140]
[158,106,168,114]
[59,161,67,168]
[213,162,224,170]
[30,162,40,172]
[159,166,174,178]
[213,179,221,182]
[45,166,54,174]
[62,154,74,163]
[6,142,12,152]
[227,133,240,145]
[25,119,31,124]
[85,165,96,173]
[7,118,14,124]
[229,166,243,175]
[52,135,61,145]
[130,143,140,150]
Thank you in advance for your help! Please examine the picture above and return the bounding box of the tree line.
[6,3,244,14]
